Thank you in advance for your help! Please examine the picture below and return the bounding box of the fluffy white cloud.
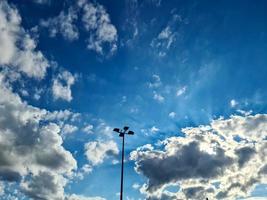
[84,140,119,166]
[62,124,78,135]
[0,1,49,79]
[176,86,187,96]
[131,114,267,199]
[153,91,164,103]
[0,72,77,199]
[79,0,118,55]
[83,124,94,134]
[40,7,79,41]
[150,126,160,133]
[52,70,76,102]
[168,112,176,119]
[40,0,118,56]
[148,75,162,88]
[230,99,238,108]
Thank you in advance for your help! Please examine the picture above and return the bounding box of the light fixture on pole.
[113,126,134,200]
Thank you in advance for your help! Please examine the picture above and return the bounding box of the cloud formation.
[0,73,77,199]
[78,0,118,55]
[41,7,79,41]
[0,1,49,79]
[84,140,119,166]
[52,70,76,102]
[131,114,267,199]
[40,0,118,56]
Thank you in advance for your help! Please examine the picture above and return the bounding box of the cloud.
[151,14,182,57]
[150,126,160,133]
[0,72,77,199]
[0,182,4,196]
[66,194,106,200]
[84,140,119,166]
[62,124,78,135]
[153,91,164,103]
[21,171,67,200]
[40,7,79,41]
[176,86,187,96]
[131,114,267,199]
[78,0,118,55]
[168,112,176,119]
[83,124,94,134]
[0,1,49,79]
[52,70,76,102]
[148,75,162,88]
[40,0,118,56]
[230,99,238,108]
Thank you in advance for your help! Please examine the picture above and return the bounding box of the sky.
[0,0,267,199]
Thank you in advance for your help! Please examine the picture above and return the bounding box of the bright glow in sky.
[0,0,267,199]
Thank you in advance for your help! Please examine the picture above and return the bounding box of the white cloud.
[40,0,118,56]
[83,124,94,134]
[151,14,182,57]
[150,126,160,133]
[168,112,176,119]
[62,124,78,135]
[84,140,119,166]
[79,1,118,55]
[148,74,162,88]
[230,99,238,108]
[40,7,79,41]
[153,91,164,103]
[131,114,267,199]
[132,183,141,190]
[52,70,76,102]
[0,72,77,199]
[0,1,49,79]
[176,86,187,96]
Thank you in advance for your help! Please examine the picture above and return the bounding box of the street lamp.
[113,126,134,200]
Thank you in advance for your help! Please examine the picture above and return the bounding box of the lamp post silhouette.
[113,126,134,200]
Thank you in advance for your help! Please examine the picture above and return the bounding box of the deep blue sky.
[1,0,267,199]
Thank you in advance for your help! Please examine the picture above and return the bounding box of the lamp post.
[113,126,134,200]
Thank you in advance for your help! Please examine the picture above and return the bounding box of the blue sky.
[0,0,267,199]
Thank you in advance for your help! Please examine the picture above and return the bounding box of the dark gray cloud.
[133,142,232,192]
[235,146,256,167]
[131,114,267,199]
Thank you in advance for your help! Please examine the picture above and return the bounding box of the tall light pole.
[113,126,134,200]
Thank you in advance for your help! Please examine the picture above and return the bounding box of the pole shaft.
[120,134,125,200]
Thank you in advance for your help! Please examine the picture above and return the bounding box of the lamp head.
[123,126,129,131]
[128,131,134,135]
[113,128,120,133]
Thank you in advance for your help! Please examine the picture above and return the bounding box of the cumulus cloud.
[52,70,76,102]
[83,124,94,134]
[0,1,49,79]
[62,124,78,135]
[130,114,267,199]
[40,7,79,41]
[84,140,119,166]
[153,91,164,103]
[78,0,118,55]
[0,72,77,199]
[40,0,118,56]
